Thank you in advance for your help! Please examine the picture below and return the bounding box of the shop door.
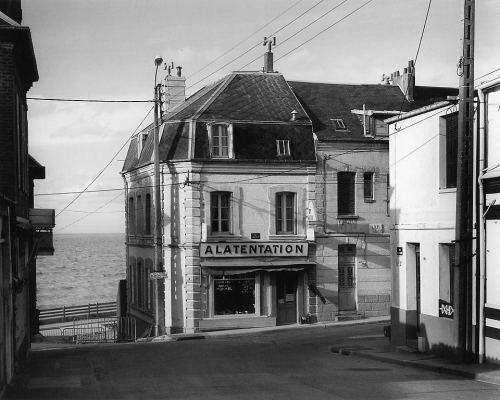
[276,272,297,325]
[338,245,356,311]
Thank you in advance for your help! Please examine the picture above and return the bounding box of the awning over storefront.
[200,259,316,275]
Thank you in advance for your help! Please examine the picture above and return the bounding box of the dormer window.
[276,140,291,157]
[209,123,233,159]
[331,118,347,131]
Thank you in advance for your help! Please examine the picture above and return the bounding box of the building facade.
[477,79,500,363]
[387,100,462,355]
[122,68,317,334]
[0,2,54,393]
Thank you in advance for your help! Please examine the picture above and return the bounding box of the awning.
[200,259,316,275]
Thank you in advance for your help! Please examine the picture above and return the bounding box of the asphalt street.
[5,322,500,399]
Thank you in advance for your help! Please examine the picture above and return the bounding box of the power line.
[474,67,500,82]
[187,0,330,92]
[27,97,153,103]
[187,0,305,80]
[58,192,123,232]
[55,105,154,217]
[275,0,376,62]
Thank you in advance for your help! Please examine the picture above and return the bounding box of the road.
[5,322,500,399]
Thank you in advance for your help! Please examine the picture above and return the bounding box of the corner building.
[122,70,317,334]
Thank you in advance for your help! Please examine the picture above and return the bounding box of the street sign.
[149,272,168,280]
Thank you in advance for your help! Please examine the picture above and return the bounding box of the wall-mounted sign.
[150,272,168,280]
[200,242,308,258]
[251,233,260,239]
[439,299,454,319]
[396,247,403,256]
[369,224,384,234]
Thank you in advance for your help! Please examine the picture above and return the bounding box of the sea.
[36,233,126,310]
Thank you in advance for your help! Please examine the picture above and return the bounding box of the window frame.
[337,171,356,217]
[276,140,291,157]
[128,196,135,235]
[145,193,152,235]
[209,123,233,159]
[210,191,232,234]
[363,172,375,202]
[275,192,296,235]
[331,118,347,131]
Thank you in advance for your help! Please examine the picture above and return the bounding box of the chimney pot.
[176,66,182,77]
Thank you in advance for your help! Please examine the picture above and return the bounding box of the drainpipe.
[476,87,486,363]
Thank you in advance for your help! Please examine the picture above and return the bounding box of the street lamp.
[153,55,164,336]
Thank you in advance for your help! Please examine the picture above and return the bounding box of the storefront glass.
[213,272,255,315]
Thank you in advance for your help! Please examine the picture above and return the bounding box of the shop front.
[198,242,314,331]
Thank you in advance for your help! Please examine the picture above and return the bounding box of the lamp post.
[153,55,165,336]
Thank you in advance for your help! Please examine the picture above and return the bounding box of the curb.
[332,347,500,386]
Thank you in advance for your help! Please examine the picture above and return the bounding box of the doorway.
[406,243,421,343]
[276,272,297,325]
[338,244,356,311]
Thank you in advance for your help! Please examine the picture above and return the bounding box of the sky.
[23,0,500,234]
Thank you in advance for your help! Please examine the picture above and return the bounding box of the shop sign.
[150,272,168,280]
[438,299,454,319]
[200,242,308,258]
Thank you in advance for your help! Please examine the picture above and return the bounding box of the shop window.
[145,194,151,235]
[439,243,455,303]
[211,191,231,233]
[364,172,374,202]
[209,123,233,158]
[213,273,255,315]
[276,192,296,234]
[337,172,356,216]
[439,112,458,189]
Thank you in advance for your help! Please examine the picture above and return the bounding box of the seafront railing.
[39,301,116,325]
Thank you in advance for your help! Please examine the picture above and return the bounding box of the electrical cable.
[55,105,153,217]
[57,192,123,232]
[27,97,153,103]
[187,0,305,80]
[186,0,330,92]
[275,0,376,62]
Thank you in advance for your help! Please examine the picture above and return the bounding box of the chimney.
[162,65,186,115]
[263,37,276,73]
[390,60,415,102]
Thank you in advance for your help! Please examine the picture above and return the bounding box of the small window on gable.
[209,123,233,159]
[276,140,291,157]
[331,118,347,131]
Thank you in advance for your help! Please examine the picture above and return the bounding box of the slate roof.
[122,72,315,172]
[289,81,457,140]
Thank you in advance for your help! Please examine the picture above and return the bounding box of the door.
[276,272,297,325]
[338,245,356,311]
[415,246,421,333]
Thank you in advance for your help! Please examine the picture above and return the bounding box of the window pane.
[214,273,255,315]
[211,192,231,233]
[276,192,295,234]
[364,172,373,200]
[338,172,355,215]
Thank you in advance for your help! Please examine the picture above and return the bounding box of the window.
[128,197,135,234]
[363,172,374,201]
[210,124,231,158]
[213,273,255,315]
[439,112,458,189]
[137,260,143,308]
[276,140,291,157]
[276,192,296,234]
[370,117,389,137]
[211,192,231,233]
[337,172,356,216]
[136,195,142,234]
[439,244,455,303]
[145,194,152,235]
[331,118,347,131]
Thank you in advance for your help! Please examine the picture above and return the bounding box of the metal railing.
[39,302,116,325]
[39,316,136,344]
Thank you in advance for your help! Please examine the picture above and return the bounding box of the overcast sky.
[24,0,500,234]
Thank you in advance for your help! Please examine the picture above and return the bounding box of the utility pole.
[153,56,165,336]
[455,0,475,363]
